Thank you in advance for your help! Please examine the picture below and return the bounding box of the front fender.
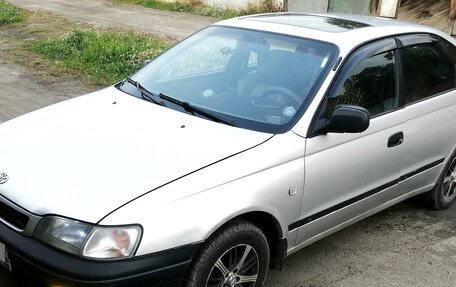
[99,132,306,256]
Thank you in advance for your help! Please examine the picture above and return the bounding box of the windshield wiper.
[122,78,236,126]
[159,94,236,127]
[122,78,163,106]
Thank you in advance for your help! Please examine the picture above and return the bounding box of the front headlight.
[33,217,92,256]
[33,216,142,259]
[82,226,141,259]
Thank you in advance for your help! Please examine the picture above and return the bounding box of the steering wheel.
[257,86,301,107]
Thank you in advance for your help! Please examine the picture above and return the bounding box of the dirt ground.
[265,201,456,287]
[0,41,92,124]
[7,0,216,40]
[0,1,456,286]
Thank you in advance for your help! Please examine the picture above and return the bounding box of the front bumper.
[0,221,202,286]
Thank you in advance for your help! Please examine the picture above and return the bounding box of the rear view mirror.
[326,105,370,133]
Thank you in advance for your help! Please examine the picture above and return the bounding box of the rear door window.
[399,36,456,104]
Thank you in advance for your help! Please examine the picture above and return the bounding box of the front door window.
[328,50,397,117]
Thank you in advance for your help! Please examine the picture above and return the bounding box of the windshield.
[121,26,338,133]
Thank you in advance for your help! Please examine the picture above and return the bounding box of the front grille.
[0,200,29,230]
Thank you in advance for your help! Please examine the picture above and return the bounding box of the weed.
[0,0,24,25]
[111,0,284,20]
[112,0,194,12]
[31,29,171,85]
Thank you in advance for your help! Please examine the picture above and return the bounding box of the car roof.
[216,13,452,56]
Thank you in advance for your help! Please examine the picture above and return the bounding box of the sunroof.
[247,14,370,33]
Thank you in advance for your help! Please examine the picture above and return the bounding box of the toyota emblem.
[0,173,8,184]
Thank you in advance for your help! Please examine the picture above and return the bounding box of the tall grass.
[31,30,171,85]
[112,0,194,12]
[112,0,284,19]
[0,0,24,25]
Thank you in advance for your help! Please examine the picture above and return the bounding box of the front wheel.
[185,221,270,287]
[424,150,456,210]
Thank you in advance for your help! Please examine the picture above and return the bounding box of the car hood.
[0,87,272,223]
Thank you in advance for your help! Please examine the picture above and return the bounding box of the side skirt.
[286,183,434,257]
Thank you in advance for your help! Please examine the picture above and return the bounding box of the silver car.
[0,13,455,287]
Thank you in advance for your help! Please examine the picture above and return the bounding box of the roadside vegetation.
[0,0,24,25]
[1,0,282,87]
[31,30,171,85]
[111,0,284,19]
[0,3,172,86]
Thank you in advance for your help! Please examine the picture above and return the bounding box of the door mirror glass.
[326,105,370,133]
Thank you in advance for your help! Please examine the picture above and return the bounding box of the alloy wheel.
[205,244,259,287]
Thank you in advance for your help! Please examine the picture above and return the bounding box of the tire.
[185,220,270,287]
[424,150,456,210]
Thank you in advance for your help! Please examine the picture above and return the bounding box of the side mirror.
[326,105,370,133]
[143,59,152,66]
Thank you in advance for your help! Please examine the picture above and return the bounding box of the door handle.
[388,132,404,148]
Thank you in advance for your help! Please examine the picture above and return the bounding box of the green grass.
[30,29,171,85]
[0,0,24,25]
[193,5,253,19]
[112,0,282,19]
[112,0,194,12]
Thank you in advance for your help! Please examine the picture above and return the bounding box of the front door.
[293,38,406,247]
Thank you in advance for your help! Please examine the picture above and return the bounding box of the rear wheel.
[185,221,270,287]
[424,151,456,210]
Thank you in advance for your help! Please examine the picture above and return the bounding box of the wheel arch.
[442,143,456,174]
[201,211,287,271]
[234,211,287,270]
[433,143,456,186]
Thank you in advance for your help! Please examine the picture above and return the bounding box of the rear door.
[294,38,408,246]
[393,34,456,198]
